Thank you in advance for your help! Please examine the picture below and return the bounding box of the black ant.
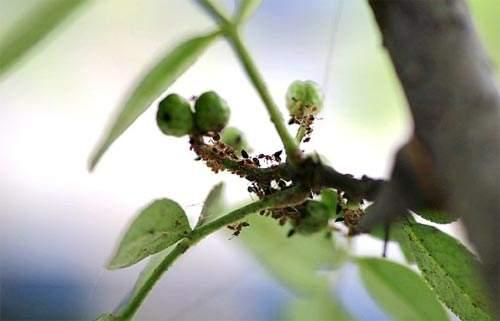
[241,149,249,159]
[227,222,250,237]
[273,150,282,162]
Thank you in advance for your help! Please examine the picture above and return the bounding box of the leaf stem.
[115,185,307,320]
[295,122,307,143]
[227,30,300,164]
[197,0,300,165]
[116,239,190,321]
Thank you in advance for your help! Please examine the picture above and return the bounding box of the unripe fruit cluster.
[156,91,230,137]
[286,80,324,119]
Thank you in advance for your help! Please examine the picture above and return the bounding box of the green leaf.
[284,288,354,321]
[239,214,352,320]
[195,182,225,227]
[239,215,344,294]
[357,257,449,321]
[94,314,117,321]
[107,199,191,270]
[404,223,492,321]
[235,0,262,24]
[0,0,88,77]
[414,208,457,224]
[370,222,415,263]
[320,188,338,218]
[89,31,220,170]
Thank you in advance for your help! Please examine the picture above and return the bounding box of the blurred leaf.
[404,223,492,321]
[235,0,262,24]
[0,0,88,77]
[196,0,231,23]
[94,314,117,321]
[357,257,449,321]
[414,209,457,224]
[284,287,354,321]
[89,31,220,170]
[111,245,176,317]
[196,182,225,227]
[239,214,342,294]
[371,222,415,263]
[107,199,191,270]
[320,188,338,218]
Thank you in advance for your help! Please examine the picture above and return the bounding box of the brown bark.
[363,0,500,313]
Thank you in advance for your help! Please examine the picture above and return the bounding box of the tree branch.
[364,0,500,313]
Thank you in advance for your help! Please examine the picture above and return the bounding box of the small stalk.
[295,121,307,143]
[197,0,301,165]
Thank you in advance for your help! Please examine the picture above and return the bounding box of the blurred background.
[0,0,498,320]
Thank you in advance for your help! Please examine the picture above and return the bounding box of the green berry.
[194,91,230,133]
[156,94,194,137]
[221,127,251,154]
[286,80,324,118]
[293,200,330,235]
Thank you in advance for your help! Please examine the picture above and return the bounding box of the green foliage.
[94,314,117,321]
[234,0,263,24]
[292,200,331,235]
[0,0,88,77]
[89,31,221,170]
[319,188,338,218]
[239,214,353,320]
[370,222,415,264]
[404,223,492,321]
[195,182,226,227]
[194,91,231,133]
[4,1,494,320]
[107,199,191,270]
[283,287,354,321]
[156,94,194,137]
[357,257,449,321]
[414,209,457,224]
[111,245,182,320]
[239,214,340,294]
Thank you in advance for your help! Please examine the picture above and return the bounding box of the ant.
[273,150,282,162]
[227,221,250,237]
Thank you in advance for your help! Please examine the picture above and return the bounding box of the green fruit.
[293,200,330,235]
[156,94,194,137]
[194,91,230,133]
[286,80,324,118]
[221,127,250,154]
